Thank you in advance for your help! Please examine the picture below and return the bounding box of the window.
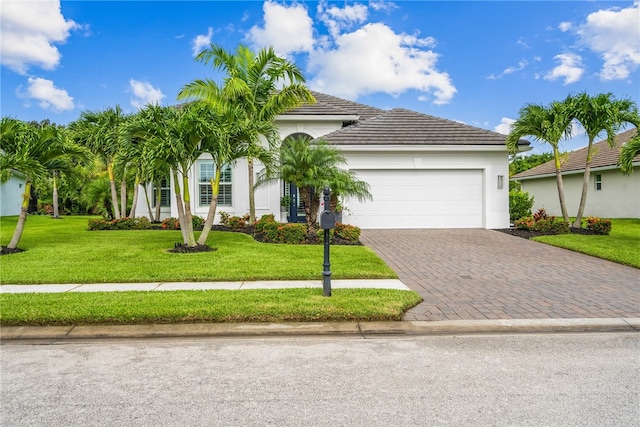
[152,177,171,207]
[595,174,602,191]
[199,161,232,206]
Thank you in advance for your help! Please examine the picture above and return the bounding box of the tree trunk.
[248,158,256,224]
[299,186,319,235]
[154,183,162,222]
[572,140,595,228]
[181,173,197,247]
[552,146,569,223]
[172,170,188,244]
[120,179,127,218]
[52,172,60,218]
[129,176,140,218]
[7,181,31,249]
[197,168,221,246]
[107,162,120,219]
[142,185,154,221]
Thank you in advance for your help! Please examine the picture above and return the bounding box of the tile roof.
[282,91,384,121]
[316,108,525,146]
[512,129,640,179]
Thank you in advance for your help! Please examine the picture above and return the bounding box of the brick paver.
[360,229,640,321]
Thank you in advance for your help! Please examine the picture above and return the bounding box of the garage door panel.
[347,169,483,229]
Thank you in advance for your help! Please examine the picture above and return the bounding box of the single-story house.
[0,173,26,217]
[147,91,528,229]
[512,129,640,218]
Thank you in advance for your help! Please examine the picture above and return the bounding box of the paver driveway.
[361,229,640,321]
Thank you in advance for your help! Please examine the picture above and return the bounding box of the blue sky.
[1,1,639,154]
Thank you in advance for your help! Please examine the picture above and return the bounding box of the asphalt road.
[2,333,639,426]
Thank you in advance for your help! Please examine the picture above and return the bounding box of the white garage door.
[347,169,483,229]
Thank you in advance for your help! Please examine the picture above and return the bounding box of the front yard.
[0,216,418,326]
[531,218,640,269]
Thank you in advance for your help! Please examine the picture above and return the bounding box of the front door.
[286,183,306,223]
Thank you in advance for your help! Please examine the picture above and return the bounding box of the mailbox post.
[320,186,336,297]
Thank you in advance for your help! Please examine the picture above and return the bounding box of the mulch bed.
[0,246,24,256]
[497,227,601,239]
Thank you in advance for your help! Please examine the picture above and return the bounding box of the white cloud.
[545,53,584,85]
[21,77,74,112]
[319,2,368,38]
[129,79,165,110]
[575,2,640,80]
[192,27,213,57]
[369,1,398,13]
[503,60,528,75]
[308,23,456,104]
[558,22,572,32]
[494,117,515,135]
[247,1,315,55]
[0,0,79,74]
[247,1,455,105]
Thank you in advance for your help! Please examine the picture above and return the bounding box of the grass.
[0,215,396,284]
[0,288,423,326]
[532,218,640,268]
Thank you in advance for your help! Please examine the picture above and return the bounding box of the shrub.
[334,223,361,243]
[88,217,154,231]
[255,214,277,233]
[160,216,203,230]
[161,217,180,230]
[509,189,534,222]
[514,216,535,230]
[262,223,307,244]
[532,217,570,234]
[533,208,548,222]
[585,217,612,235]
[515,214,570,234]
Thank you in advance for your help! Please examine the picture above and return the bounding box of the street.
[2,332,638,426]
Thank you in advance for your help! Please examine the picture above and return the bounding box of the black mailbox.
[320,210,336,229]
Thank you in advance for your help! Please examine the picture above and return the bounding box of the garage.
[346,169,484,229]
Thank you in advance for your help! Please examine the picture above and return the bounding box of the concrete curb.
[2,318,638,342]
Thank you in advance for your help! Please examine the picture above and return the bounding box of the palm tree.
[506,100,574,223]
[70,106,130,219]
[1,118,84,250]
[258,136,369,235]
[568,92,640,228]
[177,44,315,223]
[135,104,205,247]
[619,133,640,175]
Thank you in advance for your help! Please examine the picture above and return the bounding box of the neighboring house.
[145,91,527,229]
[0,173,26,217]
[512,129,640,218]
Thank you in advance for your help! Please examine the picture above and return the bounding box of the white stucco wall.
[138,118,512,229]
[340,146,510,229]
[518,167,640,218]
[0,176,26,217]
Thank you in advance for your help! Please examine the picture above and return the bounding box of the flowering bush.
[161,217,180,230]
[334,223,361,243]
[255,214,276,233]
[219,212,250,230]
[262,222,307,244]
[514,214,569,234]
[585,217,612,235]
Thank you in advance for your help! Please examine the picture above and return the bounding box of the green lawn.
[0,216,396,284]
[532,218,640,268]
[0,288,422,326]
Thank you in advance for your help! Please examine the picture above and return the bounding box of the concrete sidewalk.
[0,279,410,293]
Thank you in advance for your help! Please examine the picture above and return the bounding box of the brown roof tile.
[512,129,640,178]
[317,108,525,146]
[282,91,384,121]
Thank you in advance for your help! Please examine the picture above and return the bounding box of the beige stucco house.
[512,129,640,218]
